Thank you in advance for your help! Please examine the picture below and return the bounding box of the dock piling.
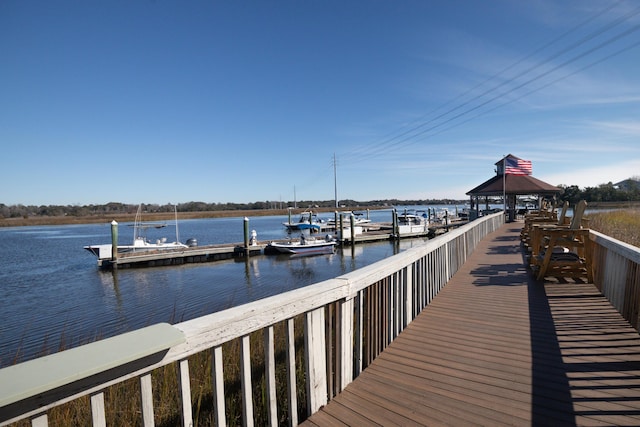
[243,217,250,255]
[350,213,355,244]
[111,220,118,266]
[392,209,398,239]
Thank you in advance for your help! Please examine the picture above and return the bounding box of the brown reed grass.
[587,208,640,248]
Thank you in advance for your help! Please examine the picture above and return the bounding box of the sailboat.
[84,204,193,258]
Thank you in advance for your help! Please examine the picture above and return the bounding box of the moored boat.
[266,235,337,255]
[283,210,327,232]
[396,210,429,235]
[327,211,372,226]
[84,204,193,259]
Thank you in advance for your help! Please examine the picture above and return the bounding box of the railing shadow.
[544,286,640,422]
[527,274,577,426]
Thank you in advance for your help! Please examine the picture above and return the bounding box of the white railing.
[0,212,504,427]
[591,230,640,330]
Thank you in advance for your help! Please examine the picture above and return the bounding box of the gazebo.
[466,154,561,221]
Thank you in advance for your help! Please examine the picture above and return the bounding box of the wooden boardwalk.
[303,223,640,426]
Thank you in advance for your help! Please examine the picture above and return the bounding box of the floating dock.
[97,220,468,269]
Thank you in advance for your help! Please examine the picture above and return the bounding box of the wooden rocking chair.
[521,201,569,248]
[530,200,592,282]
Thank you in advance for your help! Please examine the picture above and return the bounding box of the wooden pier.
[302,223,640,426]
[96,220,468,268]
[105,243,265,268]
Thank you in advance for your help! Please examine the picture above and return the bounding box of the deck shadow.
[527,275,577,425]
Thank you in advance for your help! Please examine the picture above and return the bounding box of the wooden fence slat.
[355,291,364,377]
[30,414,47,427]
[211,346,226,427]
[240,335,253,427]
[326,304,334,398]
[305,308,327,414]
[264,326,277,427]
[405,266,413,327]
[178,360,193,427]
[140,374,154,427]
[285,318,298,427]
[90,392,106,427]
[338,297,354,391]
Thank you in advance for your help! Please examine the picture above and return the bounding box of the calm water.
[0,206,462,367]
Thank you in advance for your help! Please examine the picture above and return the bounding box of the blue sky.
[2,1,639,206]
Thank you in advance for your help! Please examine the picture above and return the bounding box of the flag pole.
[503,155,506,217]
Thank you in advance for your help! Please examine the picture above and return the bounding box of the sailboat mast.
[333,153,338,209]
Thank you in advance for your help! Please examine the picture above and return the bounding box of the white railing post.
[405,265,413,327]
[90,392,106,427]
[211,346,226,427]
[140,374,154,427]
[304,308,327,414]
[445,241,451,282]
[264,326,277,427]
[31,414,47,427]
[240,335,254,427]
[285,318,298,427]
[179,359,193,427]
[338,297,354,391]
[355,291,364,377]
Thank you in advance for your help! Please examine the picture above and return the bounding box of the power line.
[338,2,640,166]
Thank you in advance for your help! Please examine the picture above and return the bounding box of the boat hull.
[267,241,336,255]
[84,242,188,259]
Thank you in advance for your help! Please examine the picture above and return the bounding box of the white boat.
[327,211,372,226]
[338,225,363,240]
[267,235,337,255]
[283,210,327,232]
[397,211,429,235]
[84,204,193,259]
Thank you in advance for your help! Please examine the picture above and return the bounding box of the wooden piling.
[243,217,249,256]
[392,209,398,239]
[110,220,118,266]
[350,213,355,244]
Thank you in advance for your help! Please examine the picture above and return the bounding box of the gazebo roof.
[466,155,561,197]
[466,174,561,196]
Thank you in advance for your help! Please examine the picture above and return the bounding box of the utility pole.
[334,153,338,208]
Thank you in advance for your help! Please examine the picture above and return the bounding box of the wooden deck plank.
[301,223,640,426]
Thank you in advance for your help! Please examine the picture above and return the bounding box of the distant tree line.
[2,182,639,219]
[0,198,466,219]
[558,181,640,205]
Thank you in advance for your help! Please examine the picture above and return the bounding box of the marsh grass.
[587,208,640,248]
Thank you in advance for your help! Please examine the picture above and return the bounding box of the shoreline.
[0,206,390,228]
[2,201,638,228]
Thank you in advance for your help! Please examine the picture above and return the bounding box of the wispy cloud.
[543,158,640,188]
[588,119,640,135]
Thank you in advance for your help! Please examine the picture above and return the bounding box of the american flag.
[504,157,532,175]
